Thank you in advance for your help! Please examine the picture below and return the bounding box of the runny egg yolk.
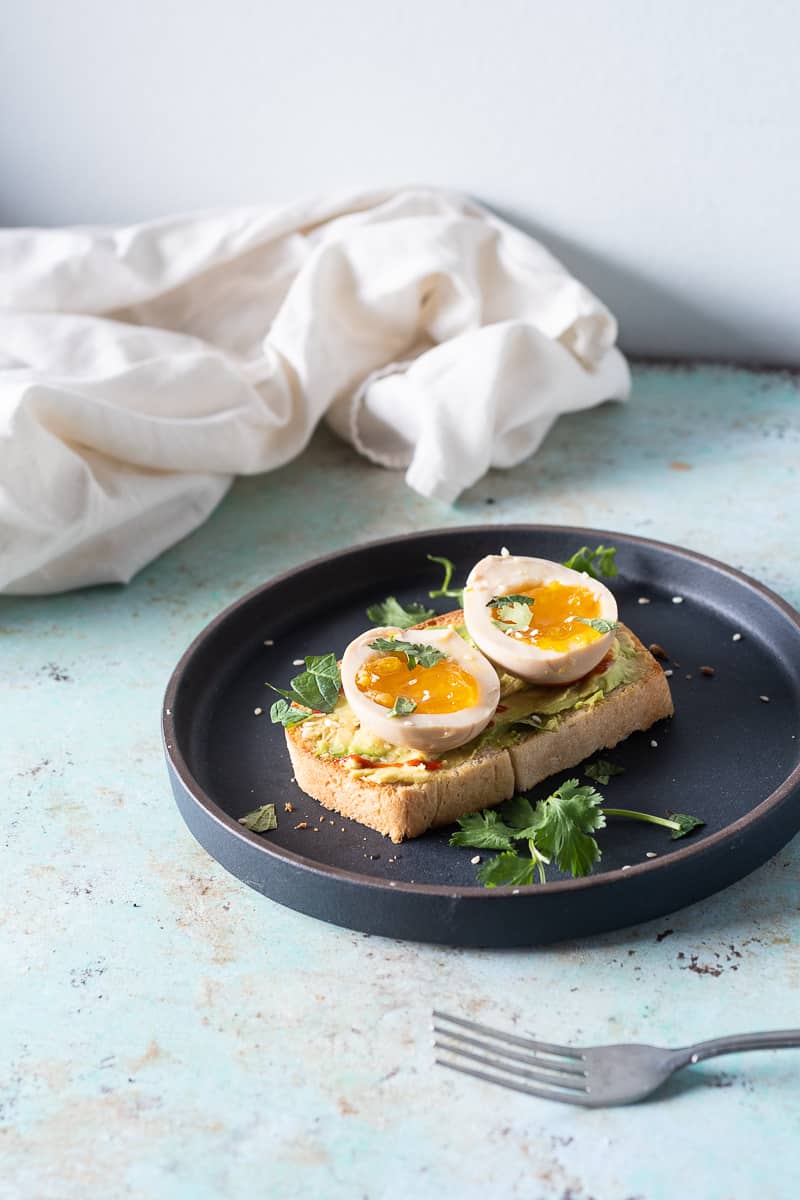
[355,653,479,714]
[493,581,601,650]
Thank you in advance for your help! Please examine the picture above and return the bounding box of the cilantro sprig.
[427,555,464,604]
[367,637,446,670]
[451,779,705,887]
[563,545,618,579]
[366,596,436,628]
[267,652,341,728]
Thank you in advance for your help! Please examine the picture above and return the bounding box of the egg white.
[462,555,618,685]
[340,625,500,753]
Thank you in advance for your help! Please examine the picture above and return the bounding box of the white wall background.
[2,0,799,364]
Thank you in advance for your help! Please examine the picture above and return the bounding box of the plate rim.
[162,523,800,900]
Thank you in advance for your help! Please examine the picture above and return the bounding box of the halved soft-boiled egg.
[463,555,618,685]
[340,625,500,753]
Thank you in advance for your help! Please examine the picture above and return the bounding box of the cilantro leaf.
[577,617,618,634]
[563,545,618,579]
[450,810,518,850]
[269,698,313,728]
[584,759,626,785]
[266,652,341,723]
[530,779,606,877]
[367,636,446,670]
[500,794,537,831]
[477,851,536,887]
[669,813,705,839]
[492,601,535,635]
[486,594,535,609]
[427,554,464,603]
[238,803,278,833]
[388,695,416,718]
[366,596,435,628]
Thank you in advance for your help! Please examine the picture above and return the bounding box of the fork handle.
[675,1030,800,1066]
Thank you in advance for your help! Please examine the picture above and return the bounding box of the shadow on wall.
[485,201,779,368]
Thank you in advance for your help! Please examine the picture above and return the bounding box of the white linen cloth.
[0,187,629,594]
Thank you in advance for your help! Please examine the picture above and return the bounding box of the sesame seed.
[292,658,304,666]
[637,597,651,605]
[470,855,481,865]
[253,707,263,715]
[389,881,397,887]
[621,864,631,871]
[645,852,657,859]
[500,547,511,557]
[650,739,658,748]
[512,888,520,894]
[732,632,742,642]
[264,639,274,646]
[672,596,684,604]
[760,695,770,703]
[663,668,673,677]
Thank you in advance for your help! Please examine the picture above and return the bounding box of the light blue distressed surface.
[2,364,800,1200]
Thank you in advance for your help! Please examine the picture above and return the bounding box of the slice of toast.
[285,611,673,842]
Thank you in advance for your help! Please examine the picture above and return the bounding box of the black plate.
[163,526,800,947]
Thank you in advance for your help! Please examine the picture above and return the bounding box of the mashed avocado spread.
[295,626,644,784]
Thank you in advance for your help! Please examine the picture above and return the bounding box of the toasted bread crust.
[285,612,673,842]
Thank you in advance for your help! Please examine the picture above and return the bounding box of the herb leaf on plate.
[584,759,626,785]
[267,652,341,726]
[478,851,537,888]
[563,545,618,579]
[427,554,464,603]
[238,803,278,833]
[449,810,518,850]
[529,779,606,877]
[366,596,436,628]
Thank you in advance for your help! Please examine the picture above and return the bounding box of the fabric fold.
[0,187,629,594]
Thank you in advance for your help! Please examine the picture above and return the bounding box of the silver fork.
[433,1011,800,1107]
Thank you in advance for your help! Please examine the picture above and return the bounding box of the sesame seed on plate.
[637,597,651,605]
[253,707,263,715]
[470,855,481,865]
[663,669,673,677]
[650,739,658,748]
[500,546,511,557]
[732,632,742,642]
[672,596,684,604]
[621,865,631,871]
[292,658,304,666]
[646,852,657,859]
[760,695,770,703]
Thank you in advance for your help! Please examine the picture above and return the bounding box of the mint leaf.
[478,851,536,887]
[388,695,416,718]
[427,554,464,603]
[577,617,618,634]
[367,636,446,670]
[563,544,618,579]
[584,759,626,785]
[267,652,341,717]
[450,810,518,850]
[492,601,535,635]
[530,779,606,877]
[238,803,278,833]
[366,596,435,628]
[669,813,705,840]
[270,698,313,727]
[486,594,535,609]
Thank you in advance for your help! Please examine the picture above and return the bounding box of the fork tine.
[437,1058,594,1106]
[432,1027,587,1078]
[435,1041,589,1091]
[433,1010,583,1060]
